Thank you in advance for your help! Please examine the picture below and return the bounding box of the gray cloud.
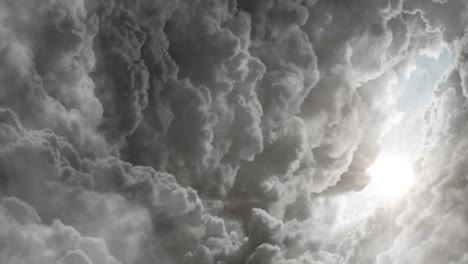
[0,0,466,263]
[0,196,121,264]
[376,34,468,264]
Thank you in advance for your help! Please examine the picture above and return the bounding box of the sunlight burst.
[367,153,414,201]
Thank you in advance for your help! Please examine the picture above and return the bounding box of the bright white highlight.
[367,153,414,201]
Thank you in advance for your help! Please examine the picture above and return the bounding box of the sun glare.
[367,153,414,201]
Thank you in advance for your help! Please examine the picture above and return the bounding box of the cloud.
[0,0,107,157]
[91,3,150,144]
[375,34,468,263]
[0,0,467,263]
[0,197,120,264]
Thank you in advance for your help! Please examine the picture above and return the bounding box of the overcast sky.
[0,0,467,263]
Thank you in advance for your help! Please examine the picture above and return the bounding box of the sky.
[0,0,468,264]
[339,50,452,223]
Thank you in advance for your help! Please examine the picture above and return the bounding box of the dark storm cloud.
[0,197,126,264]
[0,0,108,157]
[0,108,240,264]
[92,4,150,144]
[0,0,467,263]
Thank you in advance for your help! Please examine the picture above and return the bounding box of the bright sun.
[367,153,414,201]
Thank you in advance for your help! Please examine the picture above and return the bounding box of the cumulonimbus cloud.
[0,0,466,263]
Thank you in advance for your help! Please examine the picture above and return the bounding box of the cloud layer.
[0,0,467,263]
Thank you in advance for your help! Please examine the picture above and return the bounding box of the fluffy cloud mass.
[0,0,467,263]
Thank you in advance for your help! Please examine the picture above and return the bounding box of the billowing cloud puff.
[0,197,120,264]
